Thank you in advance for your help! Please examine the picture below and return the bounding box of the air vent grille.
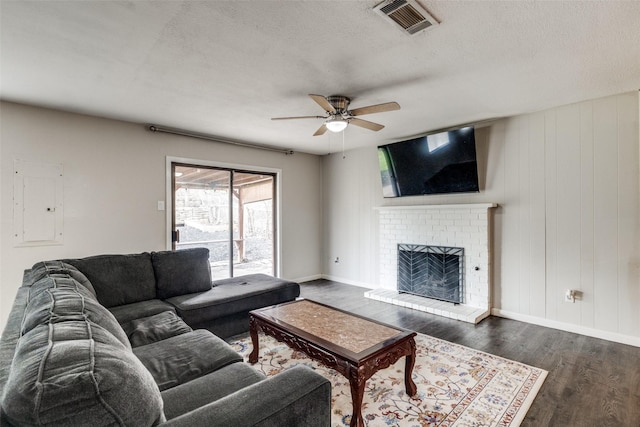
[388,3,423,29]
[379,0,406,15]
[374,0,438,36]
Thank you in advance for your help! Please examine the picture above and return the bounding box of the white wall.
[323,91,640,345]
[0,102,323,330]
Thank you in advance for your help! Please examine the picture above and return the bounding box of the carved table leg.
[404,337,417,396]
[248,316,260,364]
[349,367,367,427]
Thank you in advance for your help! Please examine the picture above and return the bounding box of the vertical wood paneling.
[480,123,507,203]
[324,152,349,277]
[593,96,619,332]
[579,102,595,328]
[490,123,507,309]
[491,93,638,335]
[346,153,360,280]
[501,117,522,311]
[616,93,640,336]
[529,113,547,318]
[555,104,582,323]
[518,117,532,314]
[359,149,380,285]
[544,111,559,320]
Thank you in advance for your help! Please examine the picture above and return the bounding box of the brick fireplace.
[366,203,496,323]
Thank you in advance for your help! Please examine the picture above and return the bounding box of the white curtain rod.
[147,125,294,155]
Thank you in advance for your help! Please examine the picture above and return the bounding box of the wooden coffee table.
[249,299,417,427]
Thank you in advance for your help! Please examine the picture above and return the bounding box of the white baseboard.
[492,308,640,348]
[318,274,375,289]
[292,274,323,283]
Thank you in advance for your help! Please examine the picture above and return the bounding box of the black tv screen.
[378,126,479,197]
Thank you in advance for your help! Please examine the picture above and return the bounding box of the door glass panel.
[174,165,232,279]
[172,164,274,280]
[233,172,274,276]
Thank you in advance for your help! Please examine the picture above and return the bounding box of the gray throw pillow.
[152,248,212,299]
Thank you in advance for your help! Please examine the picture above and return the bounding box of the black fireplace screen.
[397,244,464,304]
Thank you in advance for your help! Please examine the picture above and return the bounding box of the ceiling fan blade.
[350,101,400,116]
[313,124,328,136]
[309,94,336,113]
[350,118,385,132]
[271,115,324,120]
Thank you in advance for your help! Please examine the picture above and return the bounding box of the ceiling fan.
[272,94,400,136]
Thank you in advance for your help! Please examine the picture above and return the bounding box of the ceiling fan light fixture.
[325,118,348,133]
[272,94,398,136]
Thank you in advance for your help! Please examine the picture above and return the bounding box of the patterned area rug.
[228,332,547,427]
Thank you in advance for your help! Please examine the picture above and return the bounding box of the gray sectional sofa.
[0,248,331,426]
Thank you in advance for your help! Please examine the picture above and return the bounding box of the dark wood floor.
[300,279,640,427]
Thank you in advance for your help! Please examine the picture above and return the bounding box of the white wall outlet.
[334,257,339,263]
[157,201,165,211]
[564,289,576,303]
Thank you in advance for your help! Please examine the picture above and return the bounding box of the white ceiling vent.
[374,0,438,36]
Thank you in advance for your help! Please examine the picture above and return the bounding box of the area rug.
[228,332,547,427]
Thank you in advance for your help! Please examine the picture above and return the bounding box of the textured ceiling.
[1,1,639,155]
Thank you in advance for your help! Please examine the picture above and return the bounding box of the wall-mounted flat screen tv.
[378,126,479,197]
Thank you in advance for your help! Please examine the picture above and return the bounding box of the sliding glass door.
[172,163,275,280]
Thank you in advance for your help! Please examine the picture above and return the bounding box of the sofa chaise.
[0,248,331,426]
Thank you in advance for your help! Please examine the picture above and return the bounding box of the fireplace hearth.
[397,244,464,304]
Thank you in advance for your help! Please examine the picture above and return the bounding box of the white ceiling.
[1,1,639,155]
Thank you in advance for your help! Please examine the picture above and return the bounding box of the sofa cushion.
[126,311,192,347]
[23,276,130,350]
[109,299,176,327]
[133,329,242,391]
[27,260,96,296]
[162,365,331,427]
[161,362,265,420]
[64,252,156,308]
[1,321,164,426]
[151,248,212,299]
[165,274,300,326]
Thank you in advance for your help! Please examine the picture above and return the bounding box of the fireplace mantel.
[369,203,497,324]
[374,203,497,211]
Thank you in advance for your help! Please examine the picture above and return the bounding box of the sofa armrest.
[162,365,331,427]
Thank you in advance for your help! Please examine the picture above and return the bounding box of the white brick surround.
[368,203,497,323]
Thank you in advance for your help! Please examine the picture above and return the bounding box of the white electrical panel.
[13,159,64,246]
